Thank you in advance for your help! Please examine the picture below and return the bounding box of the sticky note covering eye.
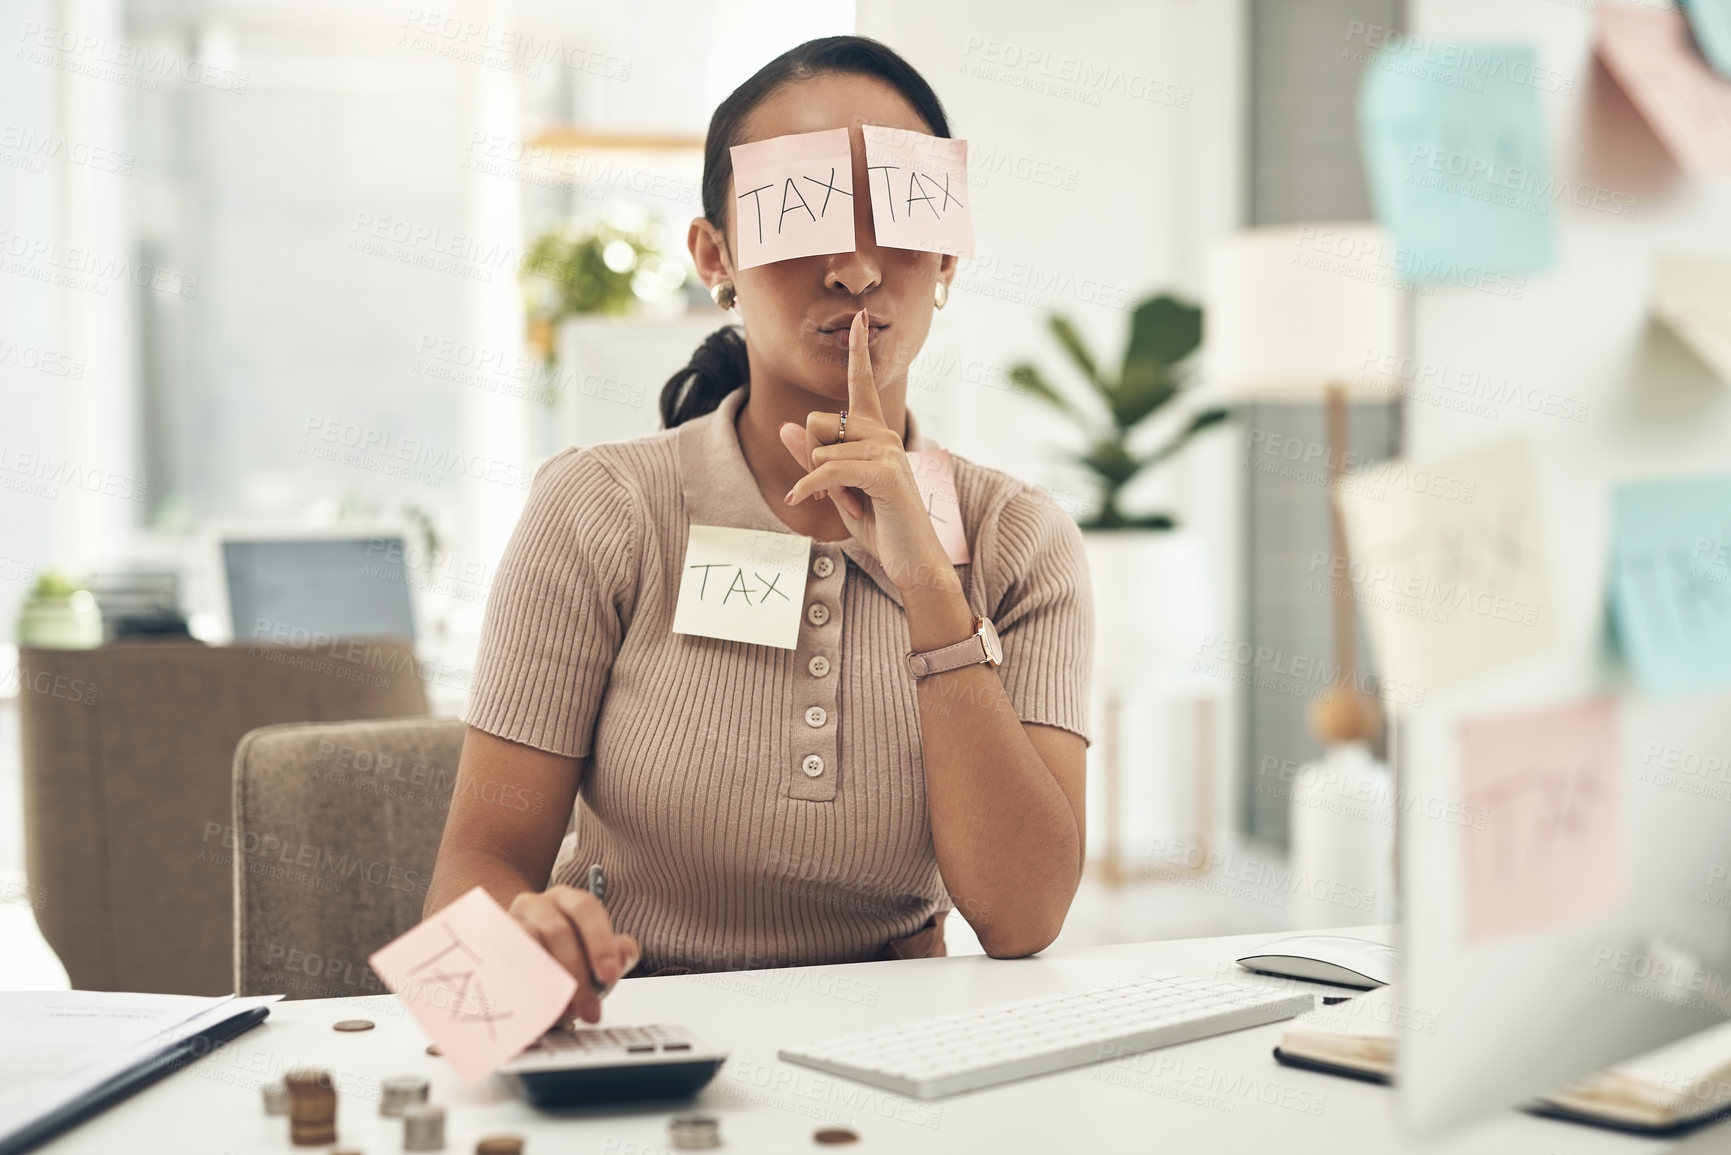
[1458,698,1626,943]
[673,524,813,649]
[862,125,975,258]
[369,886,578,1085]
[731,128,856,270]
[1609,474,1731,696]
[908,449,968,564]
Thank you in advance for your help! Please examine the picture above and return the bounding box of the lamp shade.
[1205,223,1408,399]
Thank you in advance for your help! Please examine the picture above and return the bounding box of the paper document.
[0,991,280,1141]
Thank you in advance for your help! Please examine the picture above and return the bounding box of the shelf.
[528,126,705,153]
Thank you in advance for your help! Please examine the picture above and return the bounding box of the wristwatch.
[905,615,1002,679]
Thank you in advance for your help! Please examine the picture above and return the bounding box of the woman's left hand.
[779,309,952,593]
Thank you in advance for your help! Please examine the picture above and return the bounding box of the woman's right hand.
[508,885,641,1024]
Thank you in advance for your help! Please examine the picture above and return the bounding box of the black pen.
[584,864,612,1000]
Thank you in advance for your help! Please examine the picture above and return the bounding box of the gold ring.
[836,409,848,443]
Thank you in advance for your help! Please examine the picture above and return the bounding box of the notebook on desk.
[1273,986,1731,1136]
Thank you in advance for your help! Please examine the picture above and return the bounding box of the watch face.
[979,616,1002,665]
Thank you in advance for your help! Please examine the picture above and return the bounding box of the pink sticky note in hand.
[908,449,969,564]
[1458,698,1626,944]
[1596,5,1731,176]
[369,886,578,1085]
[862,125,974,258]
[730,128,857,270]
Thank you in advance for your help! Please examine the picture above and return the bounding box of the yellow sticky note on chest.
[672,524,813,650]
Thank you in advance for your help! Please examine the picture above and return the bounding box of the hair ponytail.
[660,324,749,428]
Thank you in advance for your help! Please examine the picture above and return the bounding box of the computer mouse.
[1234,934,1400,989]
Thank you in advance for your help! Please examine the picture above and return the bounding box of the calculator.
[499,1023,729,1107]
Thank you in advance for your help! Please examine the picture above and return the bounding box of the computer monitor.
[1398,680,1731,1131]
[220,531,418,648]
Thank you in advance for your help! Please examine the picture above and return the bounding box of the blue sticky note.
[1683,0,1731,80]
[1610,476,1731,695]
[1357,43,1555,277]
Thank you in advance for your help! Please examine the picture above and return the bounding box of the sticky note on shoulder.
[862,125,974,258]
[731,128,856,270]
[908,449,969,564]
[369,886,578,1085]
[1458,697,1626,942]
[673,524,812,649]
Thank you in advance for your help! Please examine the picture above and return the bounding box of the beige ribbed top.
[465,385,1093,975]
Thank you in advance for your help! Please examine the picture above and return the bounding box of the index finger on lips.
[847,308,884,425]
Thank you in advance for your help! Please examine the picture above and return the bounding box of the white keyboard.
[779,974,1316,1100]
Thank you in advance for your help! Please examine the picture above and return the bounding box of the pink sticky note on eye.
[861,125,974,259]
[730,128,857,270]
[369,886,578,1085]
[1458,698,1626,944]
[908,449,968,564]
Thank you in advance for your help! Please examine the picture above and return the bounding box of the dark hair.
[659,35,953,429]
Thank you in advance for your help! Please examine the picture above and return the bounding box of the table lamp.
[1205,222,1409,747]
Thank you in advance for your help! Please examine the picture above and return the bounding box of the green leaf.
[1111,369,1179,430]
[1122,294,1203,377]
[1008,364,1081,421]
[1136,406,1232,471]
[1074,439,1141,488]
[1047,314,1110,402]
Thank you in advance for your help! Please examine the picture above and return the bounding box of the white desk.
[33,926,1721,1154]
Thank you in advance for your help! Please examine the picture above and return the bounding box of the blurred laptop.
[218,529,417,647]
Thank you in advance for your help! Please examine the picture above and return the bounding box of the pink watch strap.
[905,629,988,679]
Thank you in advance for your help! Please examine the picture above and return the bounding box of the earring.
[710,279,736,310]
[934,280,949,310]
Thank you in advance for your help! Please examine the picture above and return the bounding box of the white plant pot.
[1082,527,1216,688]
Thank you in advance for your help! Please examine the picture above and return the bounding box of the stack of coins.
[261,1080,291,1115]
[475,1137,524,1155]
[668,1113,720,1150]
[403,1103,446,1151]
[380,1075,431,1116]
[284,1069,337,1146]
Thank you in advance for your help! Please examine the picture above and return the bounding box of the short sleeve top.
[464,385,1093,975]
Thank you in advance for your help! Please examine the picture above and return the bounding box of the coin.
[333,1018,375,1032]
[475,1136,525,1155]
[380,1075,431,1116]
[814,1128,859,1145]
[668,1112,720,1150]
[261,1080,291,1115]
[284,1069,337,1146]
[427,1043,442,1056]
[403,1103,446,1151]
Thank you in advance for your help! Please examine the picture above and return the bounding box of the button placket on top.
[788,544,843,802]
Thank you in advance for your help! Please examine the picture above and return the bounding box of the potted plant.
[16,572,103,649]
[1008,293,1228,684]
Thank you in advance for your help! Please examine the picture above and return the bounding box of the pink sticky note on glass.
[1596,5,1731,176]
[862,125,975,258]
[369,886,578,1085]
[1458,698,1626,944]
[908,449,968,564]
[730,128,857,270]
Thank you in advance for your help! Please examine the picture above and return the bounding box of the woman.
[425,35,1093,1026]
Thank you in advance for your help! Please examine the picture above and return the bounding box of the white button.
[813,556,835,578]
[805,706,827,728]
[806,603,830,626]
[808,655,830,677]
[801,754,825,777]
